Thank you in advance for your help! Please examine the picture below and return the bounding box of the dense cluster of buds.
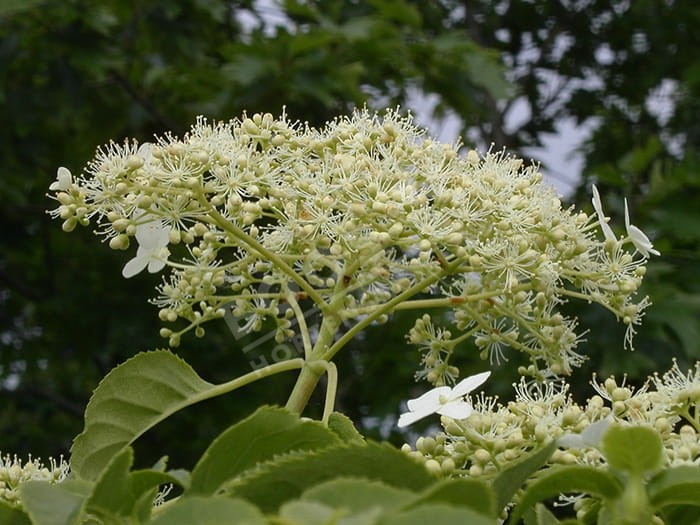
[48,108,655,379]
[402,360,700,478]
[0,453,68,506]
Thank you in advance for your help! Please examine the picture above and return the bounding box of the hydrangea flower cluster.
[401,360,700,479]
[48,109,655,379]
[0,453,69,506]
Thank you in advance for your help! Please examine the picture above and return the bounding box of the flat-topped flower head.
[48,109,653,375]
[398,371,491,427]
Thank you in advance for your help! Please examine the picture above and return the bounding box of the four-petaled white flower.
[591,185,616,242]
[122,220,170,278]
[624,198,660,257]
[397,371,491,428]
[49,167,73,192]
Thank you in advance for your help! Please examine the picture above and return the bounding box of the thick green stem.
[285,306,343,414]
[285,362,325,414]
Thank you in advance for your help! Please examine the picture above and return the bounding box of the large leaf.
[601,425,663,475]
[0,501,31,525]
[84,447,185,522]
[492,441,556,512]
[229,441,435,513]
[301,477,415,515]
[648,466,700,509]
[328,412,366,444]
[279,500,383,525]
[509,465,623,524]
[406,478,495,517]
[188,406,341,495]
[148,496,266,525]
[379,503,495,525]
[19,479,92,525]
[71,350,214,480]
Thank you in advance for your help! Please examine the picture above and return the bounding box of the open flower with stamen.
[398,371,491,427]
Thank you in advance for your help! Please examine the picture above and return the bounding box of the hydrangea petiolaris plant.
[4,108,693,523]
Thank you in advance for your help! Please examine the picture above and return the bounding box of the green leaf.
[0,0,44,16]
[280,500,383,525]
[523,503,562,525]
[302,478,415,515]
[85,447,135,516]
[0,500,31,525]
[229,441,434,513]
[19,479,93,525]
[148,496,266,525]
[86,445,189,521]
[71,350,214,481]
[328,412,366,444]
[379,503,495,525]
[648,465,700,508]
[601,425,663,475]
[658,504,700,525]
[509,465,623,524]
[188,406,341,496]
[407,478,495,517]
[492,441,556,513]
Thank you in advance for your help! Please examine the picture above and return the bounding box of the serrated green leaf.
[71,350,214,481]
[131,469,190,521]
[0,500,31,525]
[509,465,622,524]
[379,503,495,525]
[229,441,434,513]
[492,441,556,512]
[407,478,494,517]
[84,447,135,519]
[148,495,265,525]
[188,406,341,496]
[648,465,700,508]
[601,425,663,475]
[19,479,92,525]
[328,412,366,444]
[302,477,414,515]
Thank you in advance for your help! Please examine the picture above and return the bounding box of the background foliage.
[1,0,698,471]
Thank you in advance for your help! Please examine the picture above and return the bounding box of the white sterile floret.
[624,198,660,257]
[49,166,73,191]
[398,371,491,428]
[591,185,616,242]
[122,220,170,278]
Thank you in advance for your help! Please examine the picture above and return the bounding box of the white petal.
[135,221,170,248]
[627,224,660,257]
[625,199,660,257]
[122,256,148,278]
[406,386,449,412]
[137,142,153,162]
[436,400,474,420]
[397,409,433,428]
[451,371,491,398]
[591,185,616,242]
[147,258,166,274]
[50,167,73,191]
